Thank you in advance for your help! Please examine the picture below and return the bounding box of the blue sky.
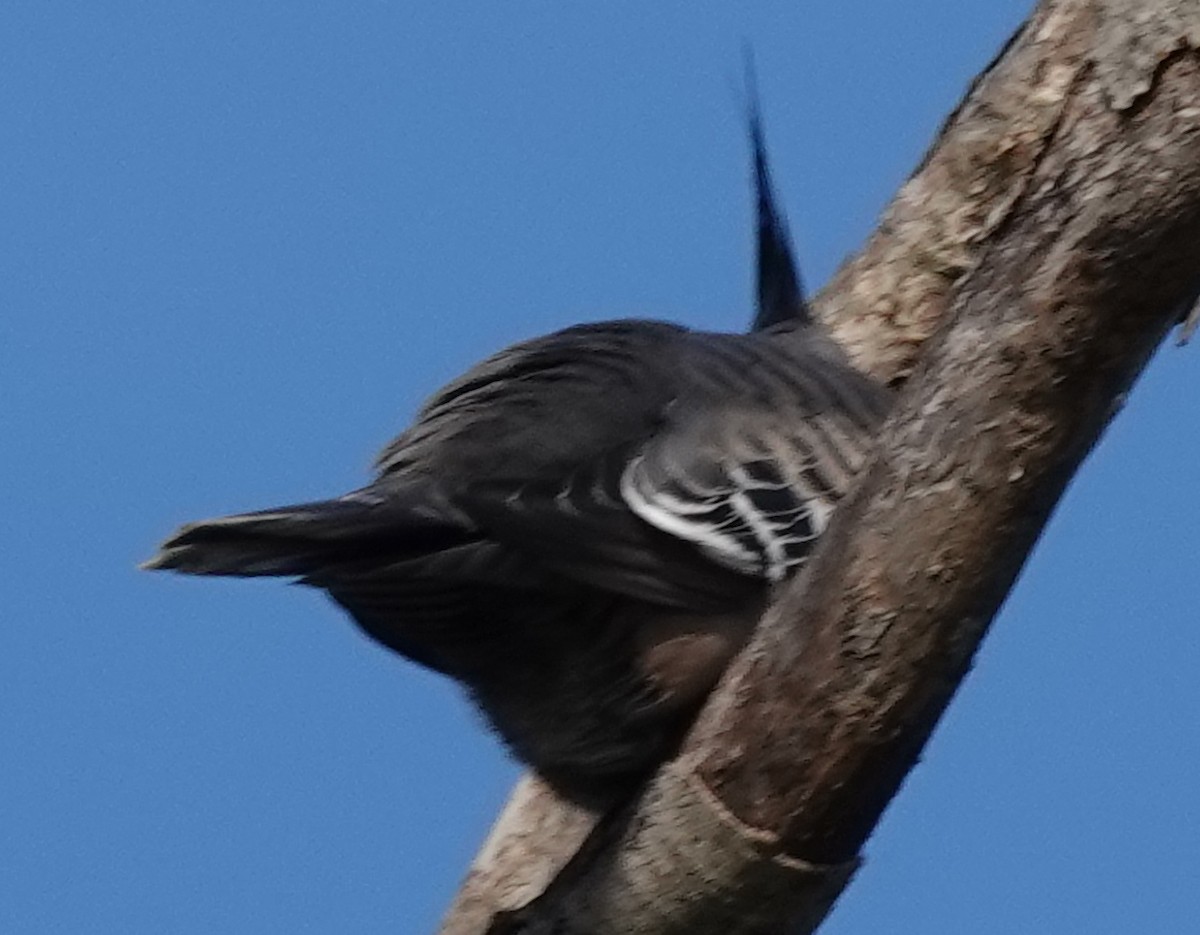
[4,2,1199,932]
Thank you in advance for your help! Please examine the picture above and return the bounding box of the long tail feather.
[142,488,469,578]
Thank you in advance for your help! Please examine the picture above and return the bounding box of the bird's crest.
[745,54,809,332]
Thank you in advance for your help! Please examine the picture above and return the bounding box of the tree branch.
[439,1,1200,931]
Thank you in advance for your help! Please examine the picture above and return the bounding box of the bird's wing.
[372,320,753,611]
[622,331,887,582]
[620,399,866,583]
[435,327,886,607]
[457,440,759,611]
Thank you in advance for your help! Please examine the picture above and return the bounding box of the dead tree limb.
[439,1,1200,932]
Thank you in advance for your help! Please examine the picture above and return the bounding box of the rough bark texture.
[439,1,1200,932]
[437,775,602,935]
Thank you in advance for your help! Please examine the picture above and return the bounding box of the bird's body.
[146,91,891,802]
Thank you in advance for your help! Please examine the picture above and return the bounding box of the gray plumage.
[145,100,890,803]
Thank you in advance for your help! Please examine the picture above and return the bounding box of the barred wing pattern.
[619,330,884,583]
[622,449,835,582]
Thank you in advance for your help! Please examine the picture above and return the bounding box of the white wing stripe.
[621,454,836,582]
[620,456,762,574]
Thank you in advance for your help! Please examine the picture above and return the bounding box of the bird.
[144,91,891,804]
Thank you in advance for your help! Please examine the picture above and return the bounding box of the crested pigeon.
[144,99,890,802]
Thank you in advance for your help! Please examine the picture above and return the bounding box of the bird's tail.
[142,488,468,578]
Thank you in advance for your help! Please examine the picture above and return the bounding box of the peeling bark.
[439,1,1200,932]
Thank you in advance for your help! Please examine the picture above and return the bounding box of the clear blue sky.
[4,2,1199,932]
